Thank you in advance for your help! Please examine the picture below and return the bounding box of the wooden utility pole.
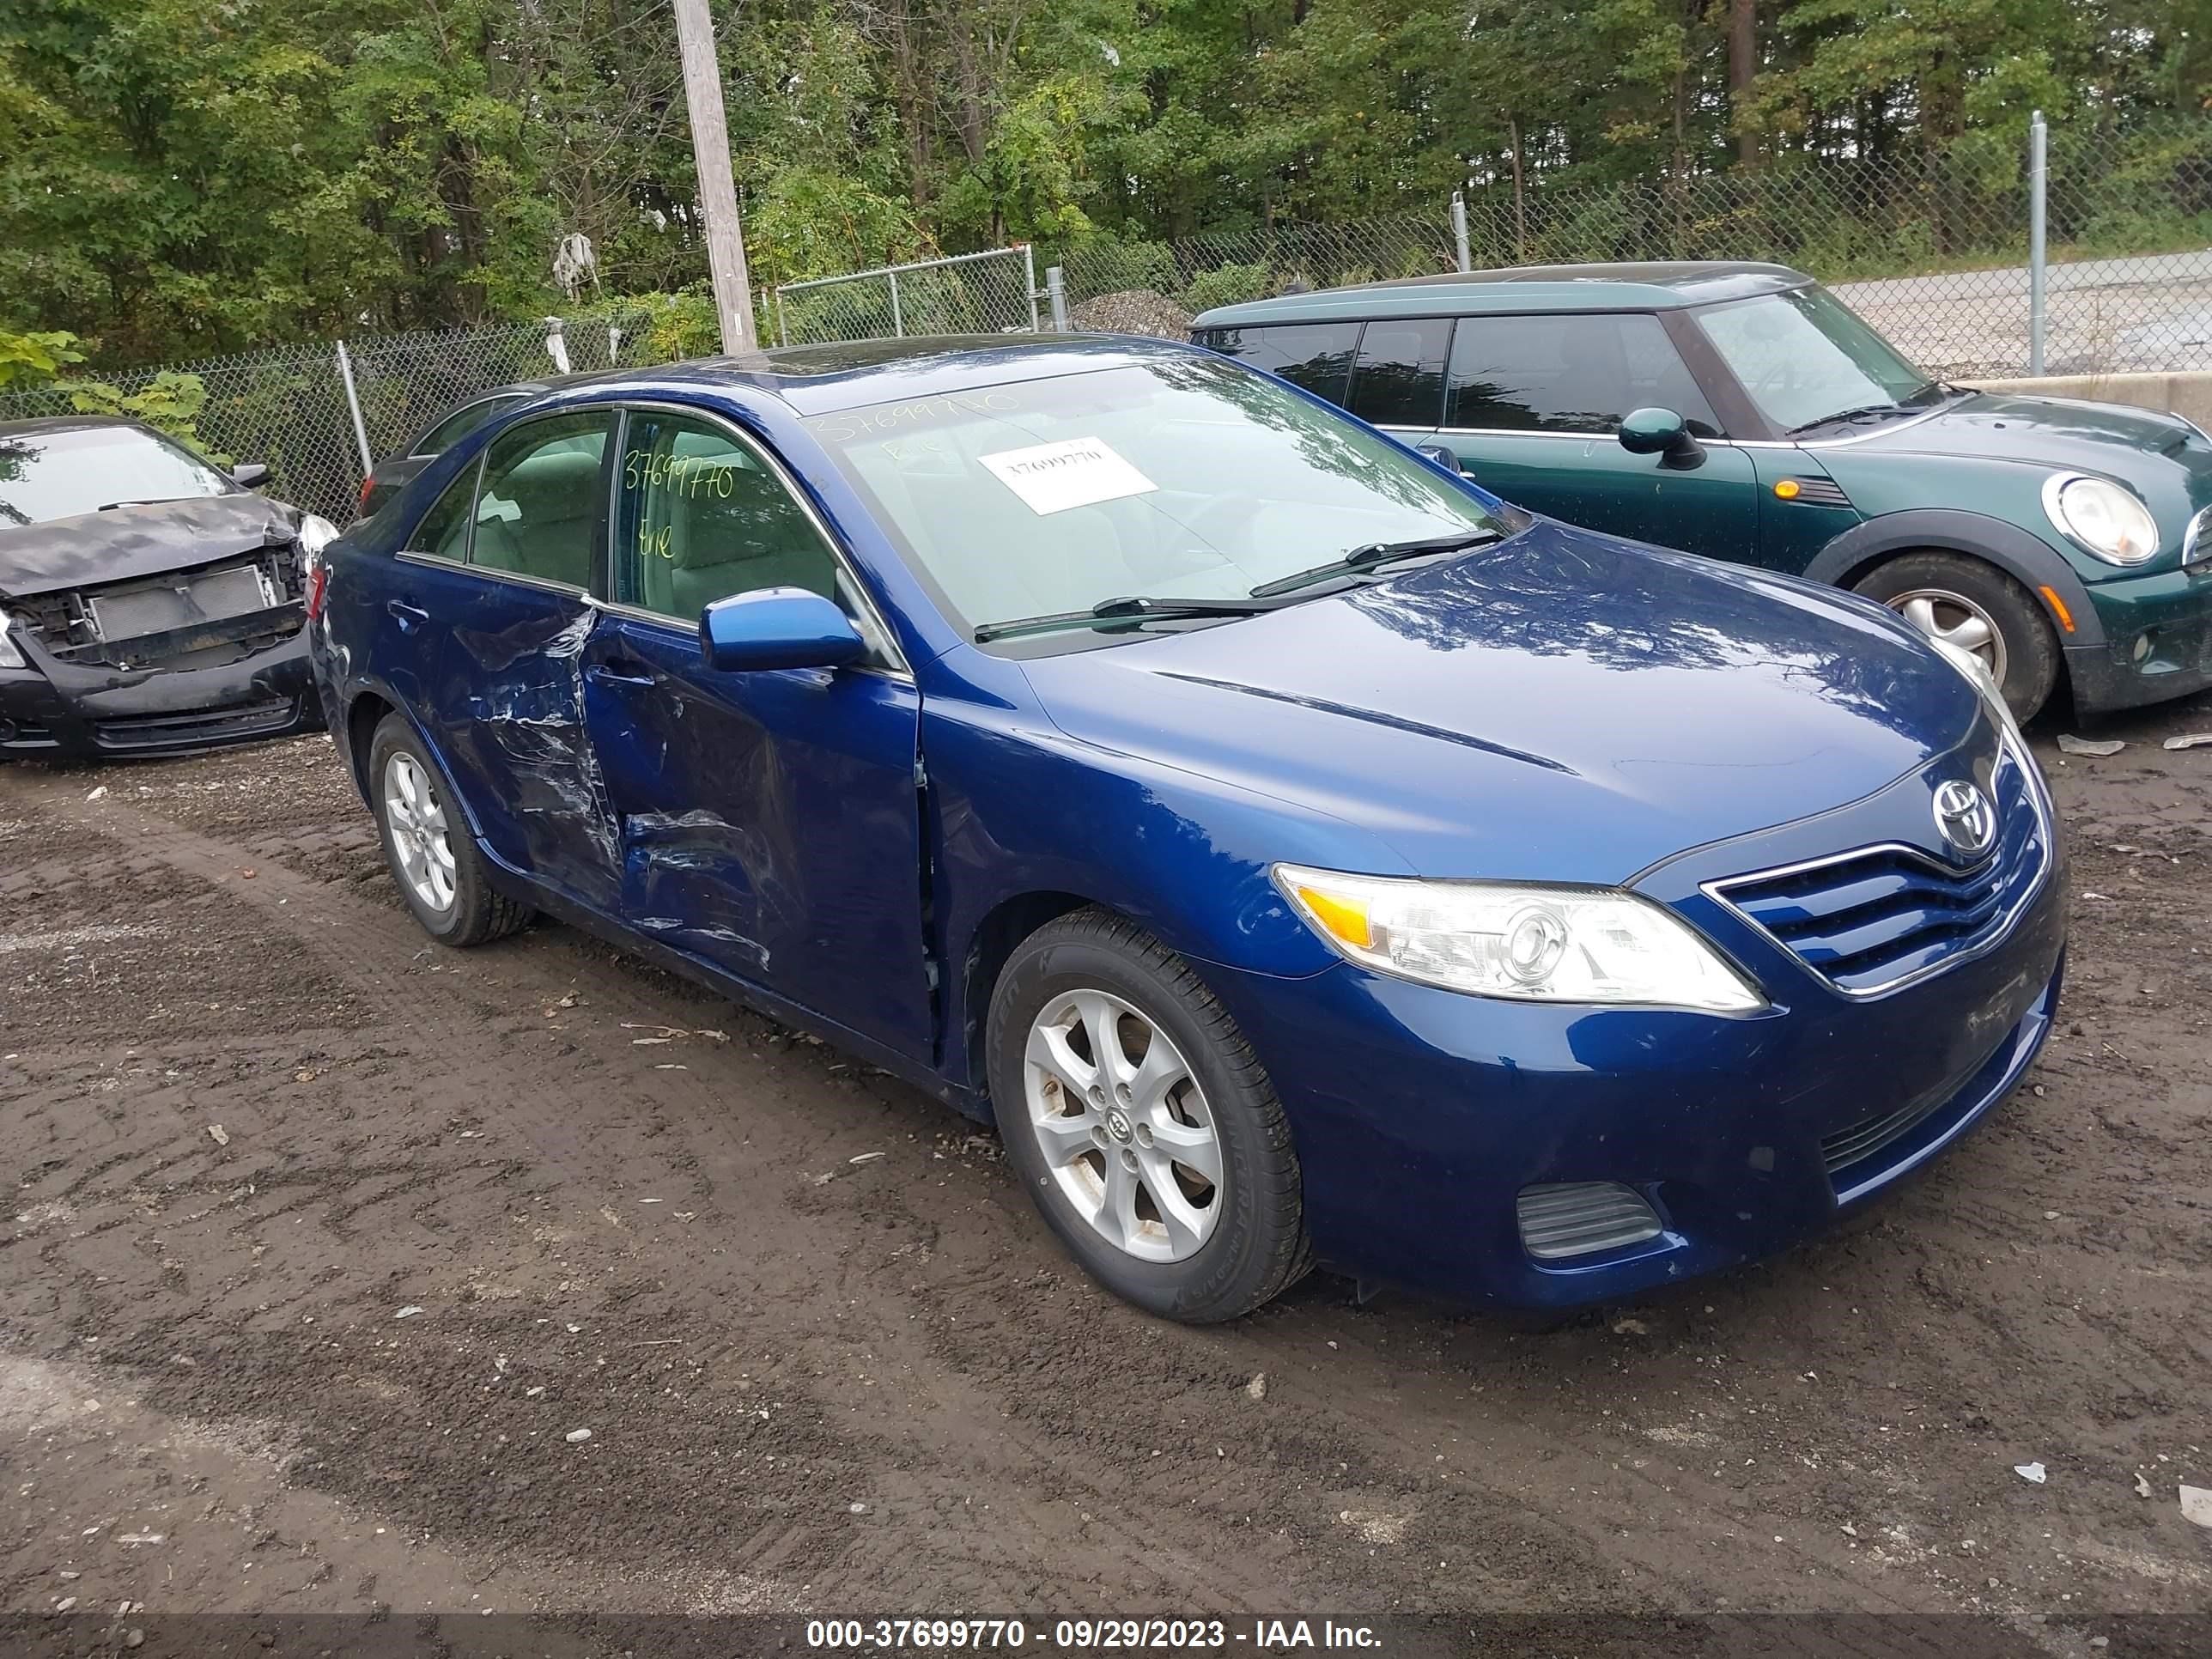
[672,0,759,354]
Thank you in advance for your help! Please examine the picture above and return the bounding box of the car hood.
[1016,520,1983,884]
[0,493,299,600]
[1842,390,2212,500]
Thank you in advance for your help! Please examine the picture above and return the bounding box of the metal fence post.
[1047,265,1070,332]
[775,288,789,348]
[2028,110,2048,376]
[1022,243,1042,331]
[334,339,374,479]
[888,270,904,337]
[1450,191,1472,273]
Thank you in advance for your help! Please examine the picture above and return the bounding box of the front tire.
[1852,551,2061,720]
[367,713,532,947]
[986,908,1310,1323]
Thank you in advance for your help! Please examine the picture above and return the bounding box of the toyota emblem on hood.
[1933,779,1996,859]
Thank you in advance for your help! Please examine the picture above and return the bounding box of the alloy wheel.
[382,751,457,914]
[1021,988,1223,1262]
[1886,586,2008,686]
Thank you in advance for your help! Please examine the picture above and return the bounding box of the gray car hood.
[0,493,299,600]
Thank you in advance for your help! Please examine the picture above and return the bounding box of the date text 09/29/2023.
[804,1619,1383,1650]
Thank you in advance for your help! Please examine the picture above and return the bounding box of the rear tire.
[367,713,531,947]
[986,908,1310,1323]
[1852,551,2061,720]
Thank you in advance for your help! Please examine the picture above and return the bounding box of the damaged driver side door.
[431,408,624,915]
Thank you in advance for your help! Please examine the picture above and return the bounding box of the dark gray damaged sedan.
[1,417,334,761]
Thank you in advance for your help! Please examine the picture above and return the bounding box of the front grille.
[2184,504,2212,567]
[10,540,302,669]
[94,700,295,750]
[1516,1182,1664,1261]
[1708,739,2050,996]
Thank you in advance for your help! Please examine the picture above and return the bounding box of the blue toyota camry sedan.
[307,336,2065,1323]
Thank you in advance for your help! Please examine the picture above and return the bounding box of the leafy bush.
[0,328,86,391]
[60,370,224,458]
[1181,259,1276,313]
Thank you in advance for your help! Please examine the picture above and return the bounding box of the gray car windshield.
[0,425,235,527]
[806,356,1501,639]
[1693,287,1938,433]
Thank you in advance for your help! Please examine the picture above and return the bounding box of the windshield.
[1692,287,1937,433]
[806,356,1503,641]
[0,424,235,527]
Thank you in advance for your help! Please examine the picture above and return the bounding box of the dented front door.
[432,410,624,913]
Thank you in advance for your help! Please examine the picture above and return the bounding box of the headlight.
[1273,864,1765,1012]
[2042,473,2158,566]
[298,514,341,556]
[0,616,24,672]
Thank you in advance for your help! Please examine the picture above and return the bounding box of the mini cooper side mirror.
[1414,442,1462,472]
[231,461,271,489]
[700,587,868,673]
[1617,407,1705,469]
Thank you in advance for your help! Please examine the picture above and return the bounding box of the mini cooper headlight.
[1273,865,1765,1012]
[2043,473,2159,566]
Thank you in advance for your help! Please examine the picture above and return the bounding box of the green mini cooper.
[1193,263,2212,719]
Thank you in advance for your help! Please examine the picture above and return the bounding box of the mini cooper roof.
[1191,261,1814,330]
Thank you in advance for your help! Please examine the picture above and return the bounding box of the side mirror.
[701,587,868,673]
[231,462,271,489]
[1414,442,1462,473]
[1617,408,1704,469]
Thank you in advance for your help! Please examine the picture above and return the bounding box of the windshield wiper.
[973,593,1288,645]
[1786,403,1926,435]
[1249,530,1500,599]
[95,495,198,512]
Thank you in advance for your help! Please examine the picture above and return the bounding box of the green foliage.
[0,328,86,390]
[1,0,2205,368]
[59,369,221,455]
[1182,261,1277,313]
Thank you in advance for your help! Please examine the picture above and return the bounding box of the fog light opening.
[1516,1181,1664,1261]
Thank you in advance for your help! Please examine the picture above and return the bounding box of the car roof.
[1190,261,1813,329]
[544,332,1205,417]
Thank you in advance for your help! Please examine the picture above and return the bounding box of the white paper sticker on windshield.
[978,438,1157,515]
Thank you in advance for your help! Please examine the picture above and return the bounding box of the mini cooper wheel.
[1853,552,2060,720]
[986,908,1310,1322]
[367,713,532,946]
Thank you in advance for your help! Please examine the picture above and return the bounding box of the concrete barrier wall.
[1978,370,2212,428]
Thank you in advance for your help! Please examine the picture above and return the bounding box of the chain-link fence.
[1053,118,2212,379]
[771,246,1041,347]
[0,308,671,524]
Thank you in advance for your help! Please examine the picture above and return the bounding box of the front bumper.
[2069,564,2212,712]
[0,619,323,762]
[1206,741,2069,1312]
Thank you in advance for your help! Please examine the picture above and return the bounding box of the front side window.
[808,356,1504,644]
[611,410,842,621]
[1692,287,1937,434]
[1200,323,1362,404]
[1445,313,1719,435]
[0,424,234,527]
[1346,317,1450,428]
[470,411,612,589]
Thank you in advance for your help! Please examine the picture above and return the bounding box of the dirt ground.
[3,685,2210,1644]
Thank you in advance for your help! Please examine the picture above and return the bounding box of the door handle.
[386,599,429,631]
[585,659,656,689]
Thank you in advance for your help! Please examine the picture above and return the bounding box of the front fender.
[1803,507,2105,647]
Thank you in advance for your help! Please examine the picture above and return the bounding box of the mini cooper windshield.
[1693,287,1953,435]
[807,357,1504,644]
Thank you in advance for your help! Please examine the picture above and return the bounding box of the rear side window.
[1346,317,1449,428]
[469,411,613,590]
[1445,314,1720,435]
[1202,323,1361,404]
[416,394,526,457]
[405,464,480,562]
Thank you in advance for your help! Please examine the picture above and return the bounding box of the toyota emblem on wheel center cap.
[1933,779,1996,859]
[1103,1109,1134,1143]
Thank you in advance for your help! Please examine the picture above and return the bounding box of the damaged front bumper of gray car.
[0,543,324,762]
